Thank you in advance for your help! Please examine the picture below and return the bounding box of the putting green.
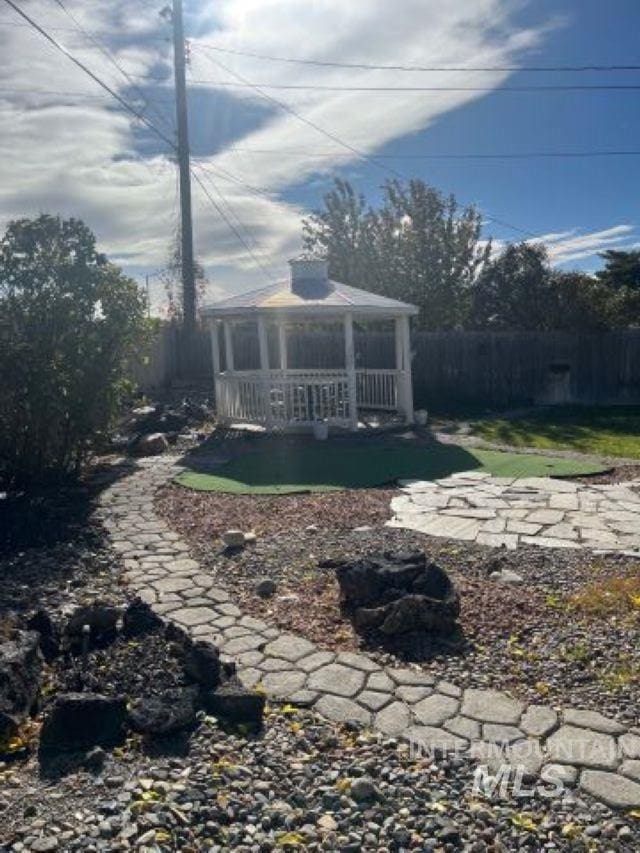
[175,443,605,495]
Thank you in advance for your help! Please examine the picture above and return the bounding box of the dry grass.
[569,576,640,617]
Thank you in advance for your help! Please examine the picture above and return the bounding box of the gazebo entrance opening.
[203,258,418,431]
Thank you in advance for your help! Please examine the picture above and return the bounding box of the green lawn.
[470,406,640,460]
[175,442,604,495]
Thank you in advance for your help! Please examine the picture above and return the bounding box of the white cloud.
[527,225,638,265]
[6,0,622,311]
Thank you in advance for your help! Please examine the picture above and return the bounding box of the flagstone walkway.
[388,471,640,555]
[97,457,640,809]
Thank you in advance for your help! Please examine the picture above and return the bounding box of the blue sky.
[0,0,638,312]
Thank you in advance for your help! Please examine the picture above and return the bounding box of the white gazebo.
[202,258,418,430]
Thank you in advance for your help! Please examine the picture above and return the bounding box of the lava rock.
[336,553,427,608]
[40,693,127,751]
[202,678,265,728]
[129,432,169,457]
[350,777,378,803]
[183,639,221,689]
[337,552,460,638]
[255,578,277,598]
[26,609,60,661]
[0,630,43,739]
[63,601,120,648]
[127,689,197,735]
[122,597,164,637]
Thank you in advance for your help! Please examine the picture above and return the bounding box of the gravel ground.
[2,474,640,851]
[157,487,640,727]
[4,704,640,852]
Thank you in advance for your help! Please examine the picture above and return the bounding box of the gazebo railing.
[356,369,398,411]
[216,368,398,426]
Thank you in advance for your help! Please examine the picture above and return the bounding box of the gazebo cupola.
[201,258,418,430]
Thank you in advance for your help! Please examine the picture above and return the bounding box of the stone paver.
[580,770,640,809]
[389,471,640,554]
[308,663,366,697]
[546,726,619,770]
[375,701,412,735]
[461,689,524,725]
[413,694,459,726]
[520,705,559,738]
[315,695,370,726]
[97,456,640,811]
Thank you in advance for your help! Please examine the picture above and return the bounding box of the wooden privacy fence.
[132,323,640,408]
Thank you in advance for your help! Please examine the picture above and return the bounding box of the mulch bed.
[156,484,397,540]
[156,486,640,726]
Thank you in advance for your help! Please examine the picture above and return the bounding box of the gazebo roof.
[202,278,418,319]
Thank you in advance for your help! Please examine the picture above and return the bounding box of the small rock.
[489,569,523,584]
[255,578,277,598]
[350,777,378,803]
[83,746,107,773]
[30,838,58,852]
[317,814,338,832]
[222,530,246,548]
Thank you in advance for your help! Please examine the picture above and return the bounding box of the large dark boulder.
[202,678,265,729]
[39,693,127,751]
[127,688,197,736]
[122,597,163,637]
[129,432,170,457]
[183,640,221,689]
[63,601,120,648]
[0,630,43,739]
[26,609,60,661]
[335,552,427,608]
[336,551,460,638]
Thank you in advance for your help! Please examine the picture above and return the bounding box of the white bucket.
[414,409,429,426]
[313,421,329,440]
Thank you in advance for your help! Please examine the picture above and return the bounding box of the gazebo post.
[344,312,358,430]
[223,320,234,372]
[209,320,223,421]
[257,314,273,428]
[397,315,414,424]
[277,320,288,370]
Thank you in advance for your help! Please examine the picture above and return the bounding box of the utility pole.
[171,0,196,336]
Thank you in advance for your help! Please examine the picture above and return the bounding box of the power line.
[0,84,175,102]
[3,0,176,149]
[195,51,538,238]
[227,146,640,161]
[0,16,169,40]
[191,42,640,74]
[183,78,640,94]
[191,166,276,281]
[3,0,275,283]
[49,0,175,133]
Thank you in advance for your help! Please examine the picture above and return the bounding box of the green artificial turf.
[175,443,605,495]
[470,406,640,460]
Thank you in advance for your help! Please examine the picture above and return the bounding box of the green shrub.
[0,214,148,487]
